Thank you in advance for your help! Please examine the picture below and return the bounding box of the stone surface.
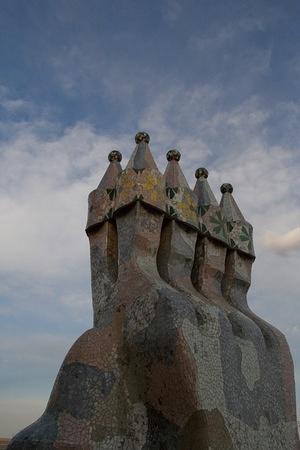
[8,133,299,449]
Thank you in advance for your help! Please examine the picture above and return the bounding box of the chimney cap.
[166,149,181,161]
[195,167,208,179]
[220,183,233,194]
[135,131,150,144]
[108,150,122,162]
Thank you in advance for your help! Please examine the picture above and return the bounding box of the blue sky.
[0,0,300,437]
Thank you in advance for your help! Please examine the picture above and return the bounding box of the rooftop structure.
[8,133,299,449]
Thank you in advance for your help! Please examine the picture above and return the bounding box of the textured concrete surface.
[8,132,300,449]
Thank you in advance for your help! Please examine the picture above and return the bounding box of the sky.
[0,0,300,437]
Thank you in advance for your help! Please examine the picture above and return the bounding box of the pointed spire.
[126,132,158,172]
[115,132,165,213]
[194,169,228,245]
[193,167,218,207]
[220,183,255,257]
[164,149,191,189]
[163,149,198,228]
[220,183,245,222]
[86,150,122,232]
[98,150,122,189]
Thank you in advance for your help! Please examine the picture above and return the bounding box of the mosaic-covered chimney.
[9,133,299,449]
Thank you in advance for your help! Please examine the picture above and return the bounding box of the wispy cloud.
[0,86,33,114]
[264,227,300,253]
[160,0,182,23]
[188,14,277,52]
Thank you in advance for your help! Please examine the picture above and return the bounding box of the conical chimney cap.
[220,183,245,222]
[193,168,218,207]
[126,132,158,172]
[97,150,122,189]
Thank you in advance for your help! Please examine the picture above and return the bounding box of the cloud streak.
[264,227,300,253]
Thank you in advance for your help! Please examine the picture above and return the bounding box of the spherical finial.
[220,183,233,194]
[166,149,181,161]
[195,167,208,179]
[108,150,122,162]
[135,131,150,144]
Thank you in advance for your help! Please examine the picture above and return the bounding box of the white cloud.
[1,98,32,113]
[0,121,130,278]
[138,83,221,164]
[49,44,155,105]
[0,87,33,114]
[263,227,300,253]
